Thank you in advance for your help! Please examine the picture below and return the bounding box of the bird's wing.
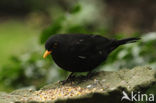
[68,35,113,59]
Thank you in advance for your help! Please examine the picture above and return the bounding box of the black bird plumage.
[44,34,140,72]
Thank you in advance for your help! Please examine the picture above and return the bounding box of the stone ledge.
[0,66,156,103]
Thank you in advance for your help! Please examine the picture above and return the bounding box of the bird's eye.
[53,42,58,48]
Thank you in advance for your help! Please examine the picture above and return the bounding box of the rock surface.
[0,66,156,103]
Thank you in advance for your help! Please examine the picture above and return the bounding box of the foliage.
[100,32,156,71]
[0,50,69,91]
[40,3,103,44]
[40,16,65,44]
[0,52,44,89]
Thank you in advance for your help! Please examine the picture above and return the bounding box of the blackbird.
[43,34,140,77]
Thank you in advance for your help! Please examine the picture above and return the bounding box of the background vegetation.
[0,0,155,94]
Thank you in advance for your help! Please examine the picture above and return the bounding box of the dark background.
[0,0,155,92]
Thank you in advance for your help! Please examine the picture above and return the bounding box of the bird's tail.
[117,37,140,45]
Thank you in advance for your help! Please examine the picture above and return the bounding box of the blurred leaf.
[131,32,141,37]
[70,4,81,14]
[40,16,65,44]
[66,25,88,34]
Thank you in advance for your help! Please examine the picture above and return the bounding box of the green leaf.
[66,25,88,34]
[71,4,81,14]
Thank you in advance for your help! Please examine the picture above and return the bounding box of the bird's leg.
[86,71,93,78]
[60,72,75,85]
[66,72,75,81]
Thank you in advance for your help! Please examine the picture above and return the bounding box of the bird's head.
[43,35,59,58]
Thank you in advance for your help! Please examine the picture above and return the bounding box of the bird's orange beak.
[43,50,52,58]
